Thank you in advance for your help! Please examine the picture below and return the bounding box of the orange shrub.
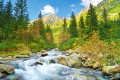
[59,32,70,43]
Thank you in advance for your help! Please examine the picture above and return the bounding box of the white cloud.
[81,0,103,8]
[41,5,59,15]
[71,4,76,7]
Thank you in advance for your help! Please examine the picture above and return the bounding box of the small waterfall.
[5,49,109,80]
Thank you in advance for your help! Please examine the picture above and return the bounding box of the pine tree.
[102,7,107,23]
[79,16,85,35]
[3,0,13,38]
[86,3,98,32]
[62,17,67,32]
[69,12,78,38]
[99,7,111,39]
[0,0,4,28]
[38,11,46,40]
[14,0,29,30]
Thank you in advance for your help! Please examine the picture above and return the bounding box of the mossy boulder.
[57,53,82,68]
[102,65,120,74]
[0,64,14,78]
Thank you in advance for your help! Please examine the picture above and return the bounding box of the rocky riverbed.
[0,49,120,80]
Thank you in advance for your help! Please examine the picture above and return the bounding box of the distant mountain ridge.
[96,0,120,19]
[30,14,63,24]
[43,14,63,24]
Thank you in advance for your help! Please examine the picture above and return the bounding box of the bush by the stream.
[58,31,120,65]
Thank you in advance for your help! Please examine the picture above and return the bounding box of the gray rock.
[0,64,14,74]
[57,53,82,68]
[65,49,74,55]
[36,62,43,65]
[14,55,29,58]
[49,59,56,64]
[102,65,120,75]
[41,50,47,53]
[41,52,48,57]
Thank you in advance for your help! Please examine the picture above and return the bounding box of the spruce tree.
[79,16,85,35]
[3,0,13,38]
[86,3,98,32]
[14,0,29,30]
[102,7,107,23]
[62,17,67,32]
[69,12,78,38]
[38,11,46,40]
[0,0,4,28]
[99,7,111,39]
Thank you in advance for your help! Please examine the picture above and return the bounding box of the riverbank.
[0,49,120,79]
[57,48,120,79]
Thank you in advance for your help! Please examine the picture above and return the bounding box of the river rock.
[14,55,29,58]
[37,52,41,55]
[40,59,45,63]
[74,48,81,54]
[93,62,101,69]
[7,56,13,58]
[57,53,82,68]
[30,62,43,66]
[82,58,94,68]
[0,64,14,78]
[67,53,82,68]
[49,59,56,64]
[57,56,68,66]
[102,65,120,74]
[41,50,47,53]
[65,49,74,55]
[36,62,43,65]
[55,48,59,51]
[41,52,48,57]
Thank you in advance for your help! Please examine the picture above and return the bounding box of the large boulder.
[57,53,82,68]
[0,64,14,74]
[102,65,120,74]
[65,49,74,56]
[67,53,82,68]
[41,52,48,57]
[0,64,14,78]
[57,56,68,66]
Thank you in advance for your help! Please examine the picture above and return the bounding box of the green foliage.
[59,38,77,50]
[79,16,85,36]
[14,0,29,30]
[86,3,98,32]
[38,11,46,40]
[102,7,108,23]
[69,12,78,38]
[62,17,67,32]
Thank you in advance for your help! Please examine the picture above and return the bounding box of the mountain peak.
[43,14,63,24]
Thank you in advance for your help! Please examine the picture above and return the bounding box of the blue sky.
[4,0,103,21]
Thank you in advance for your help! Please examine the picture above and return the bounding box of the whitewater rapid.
[5,49,109,80]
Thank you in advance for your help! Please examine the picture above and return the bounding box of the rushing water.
[4,49,110,80]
